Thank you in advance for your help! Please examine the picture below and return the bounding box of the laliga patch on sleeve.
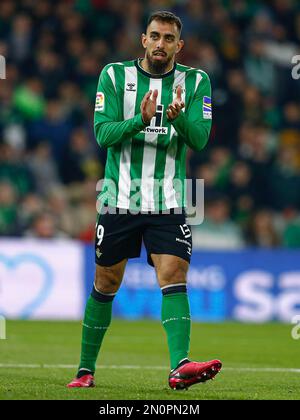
[203,96,212,119]
[95,92,105,111]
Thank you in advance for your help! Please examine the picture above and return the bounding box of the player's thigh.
[143,217,192,287]
[151,253,189,288]
[95,259,127,294]
[94,209,143,292]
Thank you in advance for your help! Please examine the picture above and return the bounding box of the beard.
[145,50,173,75]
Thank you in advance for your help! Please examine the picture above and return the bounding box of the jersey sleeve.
[171,71,212,151]
[94,65,147,148]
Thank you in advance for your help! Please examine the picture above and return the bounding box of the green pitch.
[0,320,299,400]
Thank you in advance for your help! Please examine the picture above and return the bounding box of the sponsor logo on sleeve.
[95,92,105,111]
[203,96,212,119]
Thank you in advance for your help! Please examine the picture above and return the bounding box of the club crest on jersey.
[203,96,212,119]
[95,92,105,111]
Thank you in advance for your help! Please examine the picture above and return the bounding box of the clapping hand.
[166,85,184,120]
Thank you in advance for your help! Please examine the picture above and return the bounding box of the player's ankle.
[172,358,190,372]
[77,369,94,378]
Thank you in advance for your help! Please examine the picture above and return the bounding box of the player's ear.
[176,39,184,54]
[141,33,147,49]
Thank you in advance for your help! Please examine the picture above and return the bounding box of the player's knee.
[94,266,122,294]
[158,265,187,286]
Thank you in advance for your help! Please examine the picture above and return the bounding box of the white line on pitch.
[0,364,300,373]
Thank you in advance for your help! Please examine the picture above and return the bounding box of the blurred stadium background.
[0,0,300,324]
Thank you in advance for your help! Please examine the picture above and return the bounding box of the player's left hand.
[166,85,185,121]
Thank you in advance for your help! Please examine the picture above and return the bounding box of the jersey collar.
[135,58,176,79]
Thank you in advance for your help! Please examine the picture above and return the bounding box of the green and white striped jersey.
[94,59,212,212]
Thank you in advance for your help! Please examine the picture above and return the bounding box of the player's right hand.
[140,89,158,125]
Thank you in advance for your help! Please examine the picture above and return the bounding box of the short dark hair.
[147,11,182,35]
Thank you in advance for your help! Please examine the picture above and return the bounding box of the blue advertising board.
[84,245,300,323]
[1,240,299,322]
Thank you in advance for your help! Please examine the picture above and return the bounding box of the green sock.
[161,292,191,370]
[78,295,112,374]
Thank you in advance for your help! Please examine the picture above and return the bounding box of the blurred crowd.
[0,0,300,248]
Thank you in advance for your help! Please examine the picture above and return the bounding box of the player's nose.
[156,39,166,49]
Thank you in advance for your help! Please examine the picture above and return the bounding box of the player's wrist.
[141,114,151,125]
[167,110,183,122]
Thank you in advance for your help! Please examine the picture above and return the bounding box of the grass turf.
[0,320,299,400]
